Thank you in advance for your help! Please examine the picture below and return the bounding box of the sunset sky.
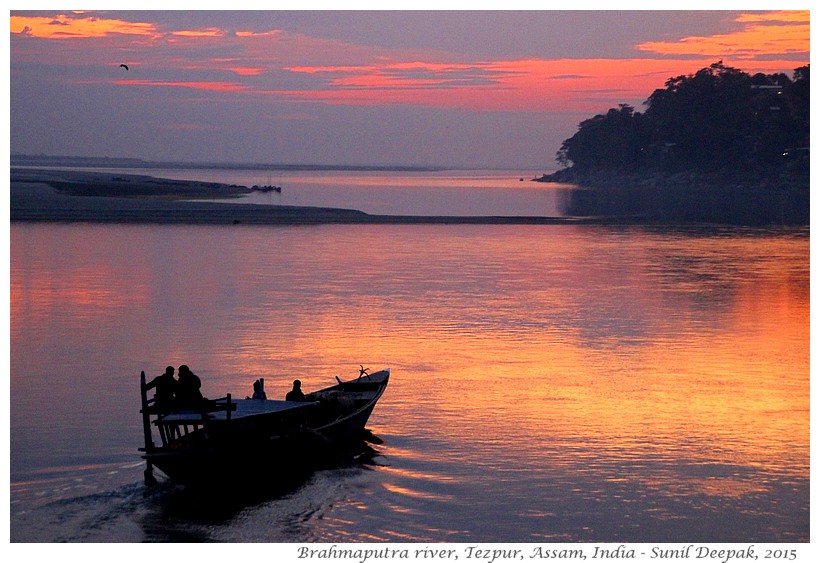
[8,6,810,169]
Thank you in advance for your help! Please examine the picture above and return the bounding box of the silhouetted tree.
[642,62,755,170]
[557,104,647,173]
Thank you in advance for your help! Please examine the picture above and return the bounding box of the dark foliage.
[556,62,809,176]
[547,62,809,224]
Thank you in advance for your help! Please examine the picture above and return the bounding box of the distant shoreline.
[533,167,810,226]
[11,168,793,227]
[8,167,633,226]
[10,155,449,173]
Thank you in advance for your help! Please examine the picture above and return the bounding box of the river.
[9,214,809,544]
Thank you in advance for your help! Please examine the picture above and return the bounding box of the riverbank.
[534,165,810,191]
[534,167,809,226]
[9,168,634,226]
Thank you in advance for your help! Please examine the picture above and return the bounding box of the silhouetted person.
[286,379,306,401]
[146,365,177,411]
[176,364,203,409]
[251,378,267,400]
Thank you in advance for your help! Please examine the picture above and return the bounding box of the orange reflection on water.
[10,227,152,332]
[10,224,808,518]
[382,482,455,502]
[219,226,809,496]
[382,465,463,485]
[696,477,771,499]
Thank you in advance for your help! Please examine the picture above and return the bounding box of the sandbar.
[9,168,611,226]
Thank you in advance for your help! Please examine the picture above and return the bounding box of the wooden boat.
[139,368,390,487]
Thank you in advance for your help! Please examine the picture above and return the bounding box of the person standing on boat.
[176,364,203,409]
[286,379,306,401]
[146,365,177,411]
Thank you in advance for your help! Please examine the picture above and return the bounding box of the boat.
[139,367,390,487]
[250,184,282,193]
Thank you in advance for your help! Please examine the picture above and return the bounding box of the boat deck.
[160,399,319,423]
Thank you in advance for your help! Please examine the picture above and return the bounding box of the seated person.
[285,379,306,401]
[176,364,204,409]
[146,366,177,411]
[251,379,267,400]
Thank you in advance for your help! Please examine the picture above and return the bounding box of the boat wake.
[11,442,386,542]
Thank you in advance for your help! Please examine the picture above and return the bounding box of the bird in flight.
[119,64,129,71]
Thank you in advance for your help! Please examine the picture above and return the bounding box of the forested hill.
[538,62,809,225]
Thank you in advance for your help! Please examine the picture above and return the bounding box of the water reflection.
[10,223,809,541]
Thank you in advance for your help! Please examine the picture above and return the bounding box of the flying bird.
[119,64,129,71]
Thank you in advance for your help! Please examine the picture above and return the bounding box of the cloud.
[171,28,225,38]
[285,61,507,90]
[269,58,775,113]
[10,10,812,166]
[226,67,266,76]
[735,10,810,23]
[116,79,248,93]
[11,11,811,115]
[635,10,809,59]
[100,55,806,115]
[158,122,210,130]
[10,13,159,39]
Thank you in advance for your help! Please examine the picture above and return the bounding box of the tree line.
[554,61,809,179]
[543,62,809,224]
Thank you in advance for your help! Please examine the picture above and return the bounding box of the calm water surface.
[9,223,809,543]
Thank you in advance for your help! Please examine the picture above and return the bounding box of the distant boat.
[250,184,282,193]
[139,367,390,488]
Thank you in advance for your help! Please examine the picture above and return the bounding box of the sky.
[7,5,811,169]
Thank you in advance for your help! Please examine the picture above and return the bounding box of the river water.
[8,171,810,546]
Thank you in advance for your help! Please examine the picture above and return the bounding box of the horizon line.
[10,153,555,173]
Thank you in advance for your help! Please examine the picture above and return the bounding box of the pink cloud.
[12,12,810,115]
[273,57,806,113]
[116,79,248,93]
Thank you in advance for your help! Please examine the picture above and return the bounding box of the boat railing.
[139,371,236,449]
